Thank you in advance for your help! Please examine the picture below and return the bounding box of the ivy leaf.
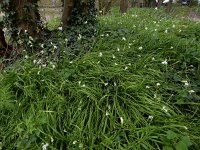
[167,130,178,140]
[163,146,173,150]
[175,140,188,150]
[181,136,192,147]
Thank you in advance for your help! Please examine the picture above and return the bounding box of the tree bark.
[157,0,164,8]
[166,0,173,12]
[95,0,99,11]
[8,0,40,36]
[62,0,75,26]
[120,0,128,13]
[104,0,112,15]
[0,28,12,57]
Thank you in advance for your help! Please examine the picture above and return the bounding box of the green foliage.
[163,130,192,150]
[0,7,200,150]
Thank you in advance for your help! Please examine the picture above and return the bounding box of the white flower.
[69,61,73,64]
[37,59,42,64]
[63,129,67,132]
[154,94,157,98]
[79,143,83,148]
[40,44,44,48]
[112,54,116,59]
[73,141,77,144]
[161,59,168,65]
[51,137,54,143]
[188,90,195,94]
[58,27,62,31]
[78,34,82,40]
[114,63,118,65]
[117,48,120,51]
[125,66,128,70]
[182,81,189,87]
[145,27,148,30]
[128,63,131,66]
[84,21,88,24]
[29,36,33,41]
[156,83,161,86]
[42,143,49,150]
[122,37,126,41]
[138,47,143,50]
[146,86,150,89]
[101,34,104,37]
[120,117,124,125]
[172,24,175,28]
[104,83,108,86]
[41,50,44,54]
[162,106,168,113]
[165,30,168,33]
[114,82,117,86]
[106,111,109,116]
[154,29,157,31]
[170,46,173,49]
[106,34,109,37]
[152,57,155,61]
[65,38,68,42]
[179,30,182,32]
[33,60,37,64]
[148,115,154,120]
[25,55,28,59]
[99,52,103,57]
[18,40,23,44]
[52,64,56,69]
[155,7,158,10]
[138,55,141,57]
[82,84,86,87]
[53,45,57,49]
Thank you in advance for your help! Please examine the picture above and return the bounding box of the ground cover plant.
[0,8,200,149]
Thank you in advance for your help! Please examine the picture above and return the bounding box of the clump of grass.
[0,8,200,149]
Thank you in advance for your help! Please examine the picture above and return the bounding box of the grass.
[0,8,200,149]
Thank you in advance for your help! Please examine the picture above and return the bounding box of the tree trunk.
[157,0,163,8]
[0,28,12,57]
[120,0,128,13]
[0,0,40,57]
[9,0,40,36]
[95,0,99,11]
[136,0,141,7]
[62,0,75,26]
[166,0,173,12]
[104,0,112,15]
